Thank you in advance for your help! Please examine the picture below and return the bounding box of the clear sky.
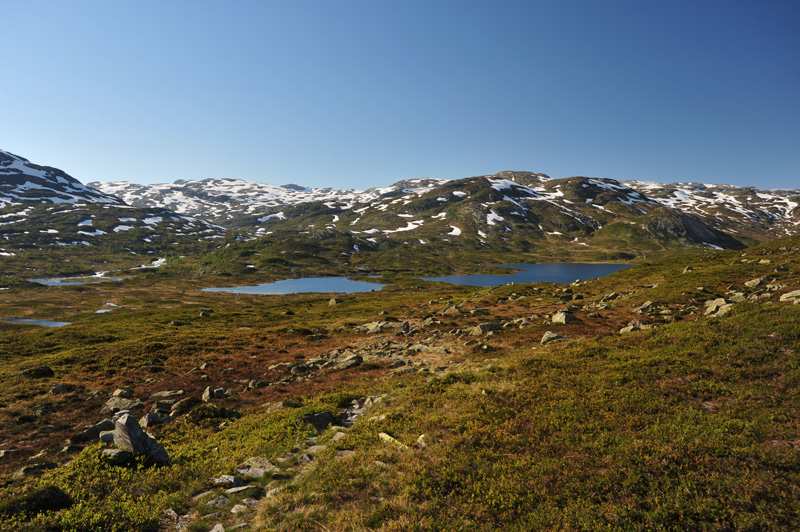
[2,1,798,190]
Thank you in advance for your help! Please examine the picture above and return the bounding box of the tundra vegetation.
[0,234,797,531]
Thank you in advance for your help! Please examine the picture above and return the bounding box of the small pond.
[203,277,388,295]
[4,318,70,328]
[422,263,631,287]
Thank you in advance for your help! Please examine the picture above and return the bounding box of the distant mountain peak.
[0,149,123,207]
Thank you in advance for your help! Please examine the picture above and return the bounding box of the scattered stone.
[49,384,76,394]
[551,311,579,325]
[302,411,336,430]
[469,322,501,336]
[13,462,57,478]
[60,444,84,454]
[149,389,184,400]
[102,396,143,414]
[335,354,363,370]
[170,396,203,416]
[378,432,409,450]
[19,365,54,379]
[336,450,355,459]
[206,496,230,508]
[540,331,562,346]
[99,431,115,443]
[329,298,344,306]
[99,448,134,467]
[202,387,227,402]
[112,388,134,398]
[297,454,314,466]
[225,485,263,498]
[745,276,770,288]
[139,412,172,429]
[780,290,800,303]
[236,457,280,478]
[208,524,225,532]
[230,504,248,514]
[71,418,114,443]
[209,475,244,489]
[619,326,640,333]
[113,413,171,466]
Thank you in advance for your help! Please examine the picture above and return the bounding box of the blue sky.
[2,1,798,189]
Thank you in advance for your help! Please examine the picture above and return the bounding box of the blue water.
[4,318,70,327]
[422,263,630,287]
[203,277,388,295]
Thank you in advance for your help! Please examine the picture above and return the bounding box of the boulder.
[149,389,184,400]
[99,448,134,467]
[170,396,202,416]
[780,290,800,303]
[235,457,280,478]
[745,276,770,288]
[13,463,57,478]
[302,411,336,430]
[551,312,579,325]
[139,412,172,429]
[335,354,362,370]
[102,396,143,414]
[540,331,562,346]
[49,384,76,394]
[113,413,170,466]
[329,298,344,306]
[469,322,501,336]
[71,418,114,443]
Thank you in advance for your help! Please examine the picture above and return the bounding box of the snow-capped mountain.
[0,149,122,207]
[89,171,799,248]
[0,150,227,262]
[88,177,450,226]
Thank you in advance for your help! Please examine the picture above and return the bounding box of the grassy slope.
[0,237,797,531]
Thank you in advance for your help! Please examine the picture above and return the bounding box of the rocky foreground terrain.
[0,234,798,530]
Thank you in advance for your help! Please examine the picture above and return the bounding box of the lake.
[422,263,630,287]
[4,318,71,327]
[203,277,388,295]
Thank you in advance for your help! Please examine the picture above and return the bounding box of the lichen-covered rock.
[113,413,170,466]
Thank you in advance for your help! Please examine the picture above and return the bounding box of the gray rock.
[209,475,243,488]
[206,496,230,508]
[112,388,134,398]
[302,411,336,430]
[335,354,362,370]
[100,448,134,466]
[551,311,579,324]
[780,289,800,302]
[619,325,640,333]
[225,485,263,498]
[540,331,562,345]
[99,430,115,443]
[72,418,114,443]
[470,322,501,336]
[335,450,355,459]
[170,396,202,416]
[297,453,314,466]
[745,276,770,288]
[139,412,172,429]
[329,298,344,306]
[102,396,143,414]
[49,384,76,394]
[230,504,248,514]
[13,462,57,478]
[208,524,225,532]
[113,413,170,466]
[235,457,280,478]
[149,389,184,400]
